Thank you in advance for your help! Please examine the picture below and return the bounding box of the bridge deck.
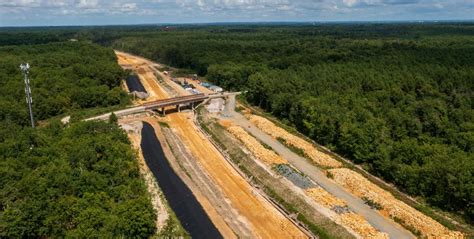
[143,94,208,109]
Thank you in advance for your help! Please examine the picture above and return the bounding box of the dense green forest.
[0,42,129,124]
[104,24,474,222]
[0,42,156,237]
[1,120,156,238]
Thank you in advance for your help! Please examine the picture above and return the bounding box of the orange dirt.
[305,187,347,208]
[336,213,389,239]
[116,51,307,238]
[120,117,236,238]
[222,122,288,165]
[328,168,464,239]
[246,114,342,168]
[221,121,387,239]
[169,113,305,238]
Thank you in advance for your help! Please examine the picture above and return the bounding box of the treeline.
[0,120,156,238]
[106,24,474,221]
[0,42,129,125]
[0,42,156,237]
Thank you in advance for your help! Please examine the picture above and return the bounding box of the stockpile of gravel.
[273,164,315,189]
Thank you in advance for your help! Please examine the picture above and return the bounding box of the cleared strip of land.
[328,168,464,239]
[116,51,307,238]
[242,113,464,238]
[222,121,388,239]
[227,112,415,238]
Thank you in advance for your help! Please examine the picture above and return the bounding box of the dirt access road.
[226,112,414,239]
[116,51,307,238]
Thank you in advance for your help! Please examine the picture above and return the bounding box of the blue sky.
[1,0,473,26]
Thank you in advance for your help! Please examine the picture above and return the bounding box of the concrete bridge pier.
[161,107,166,116]
[176,105,181,112]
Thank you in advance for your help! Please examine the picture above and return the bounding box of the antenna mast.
[20,63,35,128]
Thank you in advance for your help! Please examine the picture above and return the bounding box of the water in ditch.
[140,122,222,239]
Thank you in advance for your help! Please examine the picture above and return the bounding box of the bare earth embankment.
[116,51,307,238]
[222,122,389,239]
[245,113,464,239]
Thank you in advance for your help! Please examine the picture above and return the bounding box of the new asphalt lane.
[140,122,222,239]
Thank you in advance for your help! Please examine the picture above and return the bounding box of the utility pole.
[20,63,35,128]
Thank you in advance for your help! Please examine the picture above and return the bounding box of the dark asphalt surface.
[140,122,222,239]
[126,75,147,93]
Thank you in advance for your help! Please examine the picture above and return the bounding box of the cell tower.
[20,63,35,128]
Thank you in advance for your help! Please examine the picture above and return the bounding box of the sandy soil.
[168,113,306,238]
[120,117,236,238]
[328,168,464,239]
[220,121,388,239]
[247,114,342,168]
[305,187,347,208]
[223,122,288,165]
[116,51,307,238]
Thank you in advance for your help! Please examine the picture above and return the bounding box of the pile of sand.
[305,187,347,208]
[336,213,389,239]
[222,121,387,239]
[328,168,464,239]
[305,187,388,238]
[247,114,342,168]
[223,123,287,165]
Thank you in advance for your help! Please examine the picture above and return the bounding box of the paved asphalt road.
[227,112,414,239]
[141,122,222,239]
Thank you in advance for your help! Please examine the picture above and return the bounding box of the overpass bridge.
[143,92,241,116]
[143,94,207,114]
[85,92,241,121]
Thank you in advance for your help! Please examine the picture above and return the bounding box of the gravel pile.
[331,205,350,215]
[273,164,315,189]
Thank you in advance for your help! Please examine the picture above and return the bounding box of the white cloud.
[0,0,472,26]
[0,0,42,7]
[343,0,358,7]
[76,0,99,9]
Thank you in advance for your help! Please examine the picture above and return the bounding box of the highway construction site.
[111,51,464,239]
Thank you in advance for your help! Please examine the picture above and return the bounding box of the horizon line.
[1,19,474,28]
